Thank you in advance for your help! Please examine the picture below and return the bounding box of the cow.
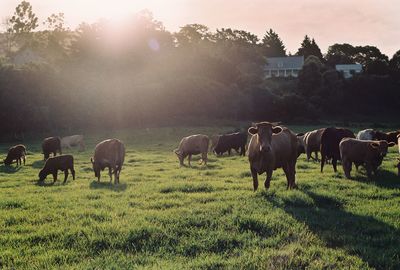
[174,134,209,166]
[209,135,220,153]
[3,145,26,166]
[212,131,247,156]
[38,155,75,183]
[61,135,85,151]
[247,122,299,190]
[301,128,325,161]
[356,129,376,141]
[397,134,400,177]
[320,127,355,173]
[42,137,62,160]
[374,130,400,144]
[91,139,125,184]
[340,138,395,179]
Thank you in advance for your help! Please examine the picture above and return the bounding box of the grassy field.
[0,125,399,269]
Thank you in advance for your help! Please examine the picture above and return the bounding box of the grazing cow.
[61,135,85,151]
[320,127,355,172]
[340,138,395,179]
[247,122,299,190]
[91,139,125,184]
[38,155,75,183]
[174,134,209,166]
[374,130,400,144]
[356,129,376,141]
[3,145,26,166]
[42,137,62,160]
[213,132,247,156]
[301,128,325,161]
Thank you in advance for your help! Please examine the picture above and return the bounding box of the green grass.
[0,126,399,269]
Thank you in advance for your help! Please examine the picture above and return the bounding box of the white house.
[335,64,362,78]
[264,56,304,78]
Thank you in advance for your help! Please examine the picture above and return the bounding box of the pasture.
[0,125,399,269]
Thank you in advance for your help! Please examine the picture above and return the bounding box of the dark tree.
[389,50,400,80]
[261,29,286,57]
[325,43,357,67]
[297,35,323,60]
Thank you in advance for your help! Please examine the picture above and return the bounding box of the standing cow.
[375,130,400,145]
[340,138,395,179]
[42,137,62,160]
[213,132,247,156]
[3,145,26,166]
[247,122,299,190]
[61,135,85,151]
[356,129,376,141]
[300,128,325,161]
[91,139,125,184]
[320,127,355,173]
[174,134,209,166]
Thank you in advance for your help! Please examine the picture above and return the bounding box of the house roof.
[265,56,304,70]
[335,64,362,70]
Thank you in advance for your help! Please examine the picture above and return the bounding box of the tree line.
[0,1,400,136]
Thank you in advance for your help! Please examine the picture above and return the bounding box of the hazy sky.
[1,0,399,57]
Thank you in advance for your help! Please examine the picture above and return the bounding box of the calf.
[174,134,209,166]
[91,139,125,184]
[213,131,247,156]
[320,127,355,172]
[61,135,85,151]
[38,155,75,183]
[248,122,299,190]
[42,137,62,160]
[3,145,26,166]
[340,138,395,179]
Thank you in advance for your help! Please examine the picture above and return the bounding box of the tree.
[174,24,211,47]
[389,50,400,80]
[325,43,357,67]
[261,29,286,57]
[8,1,38,34]
[297,55,323,98]
[297,35,323,60]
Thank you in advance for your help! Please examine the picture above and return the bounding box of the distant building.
[264,56,304,78]
[335,64,362,78]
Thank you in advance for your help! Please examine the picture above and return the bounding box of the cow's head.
[248,122,282,153]
[3,158,12,166]
[91,157,100,178]
[369,140,395,161]
[173,149,184,165]
[38,169,46,182]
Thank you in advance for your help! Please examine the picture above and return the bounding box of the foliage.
[296,35,323,60]
[261,29,286,57]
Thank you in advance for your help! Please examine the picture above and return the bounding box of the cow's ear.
[248,127,258,135]
[388,142,396,147]
[369,142,379,149]
[272,126,283,134]
[90,157,94,164]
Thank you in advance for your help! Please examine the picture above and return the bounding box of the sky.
[1,0,399,57]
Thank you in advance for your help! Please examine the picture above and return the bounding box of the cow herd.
[1,123,400,190]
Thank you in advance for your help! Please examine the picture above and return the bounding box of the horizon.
[1,0,399,57]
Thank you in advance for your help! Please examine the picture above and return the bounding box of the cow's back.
[179,134,209,155]
[271,128,298,167]
[305,128,325,150]
[321,128,354,159]
[94,139,125,166]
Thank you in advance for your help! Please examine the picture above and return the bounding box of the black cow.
[213,132,247,156]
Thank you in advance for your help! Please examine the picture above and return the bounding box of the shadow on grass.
[31,160,44,169]
[351,169,400,189]
[262,188,400,269]
[89,181,127,191]
[0,165,22,173]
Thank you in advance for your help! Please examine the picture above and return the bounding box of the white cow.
[356,129,375,141]
[61,135,85,151]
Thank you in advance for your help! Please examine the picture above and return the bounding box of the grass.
[0,125,399,269]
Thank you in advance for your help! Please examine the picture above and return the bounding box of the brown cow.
[247,122,299,190]
[340,138,395,179]
[3,144,26,166]
[302,128,325,161]
[174,134,209,166]
[39,155,75,183]
[42,137,62,160]
[91,139,125,184]
[374,130,400,144]
[320,127,355,173]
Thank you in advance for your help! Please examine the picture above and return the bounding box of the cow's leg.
[63,170,69,183]
[251,167,258,191]
[365,163,373,179]
[342,158,352,179]
[228,149,231,156]
[332,158,338,173]
[282,164,291,189]
[23,155,25,165]
[201,152,207,165]
[188,155,192,167]
[97,174,101,182]
[321,154,325,172]
[315,151,319,162]
[53,172,57,183]
[241,146,245,156]
[306,148,311,162]
[71,168,75,180]
[114,167,118,184]
[264,169,273,190]
[289,161,297,189]
[108,167,113,183]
